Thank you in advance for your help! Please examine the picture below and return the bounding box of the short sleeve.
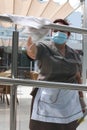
[36,43,45,60]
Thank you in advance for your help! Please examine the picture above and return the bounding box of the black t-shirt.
[36,43,82,83]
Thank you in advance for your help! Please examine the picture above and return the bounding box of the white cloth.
[31,87,83,124]
[8,14,51,42]
[0,14,52,42]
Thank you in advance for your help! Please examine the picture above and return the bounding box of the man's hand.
[26,37,37,59]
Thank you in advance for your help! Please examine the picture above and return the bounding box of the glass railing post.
[10,25,19,130]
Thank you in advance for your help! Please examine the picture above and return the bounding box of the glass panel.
[17,85,32,130]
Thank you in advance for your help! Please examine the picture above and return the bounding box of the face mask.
[52,32,68,44]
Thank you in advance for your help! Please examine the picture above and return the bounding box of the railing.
[0,13,87,130]
[0,77,87,91]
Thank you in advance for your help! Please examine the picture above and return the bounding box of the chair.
[0,85,10,104]
[0,85,19,105]
[0,70,19,105]
[24,70,39,80]
[0,85,5,102]
[29,71,39,80]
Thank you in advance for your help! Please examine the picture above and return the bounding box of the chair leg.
[17,97,19,104]
[0,93,2,101]
[6,94,9,105]
[2,94,5,103]
[5,94,19,105]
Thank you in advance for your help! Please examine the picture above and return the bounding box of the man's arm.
[26,37,37,60]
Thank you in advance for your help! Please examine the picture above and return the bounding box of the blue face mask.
[52,32,68,45]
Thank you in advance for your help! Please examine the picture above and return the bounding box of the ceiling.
[0,0,80,26]
[0,0,82,47]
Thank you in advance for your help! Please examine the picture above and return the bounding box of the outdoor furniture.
[0,70,18,105]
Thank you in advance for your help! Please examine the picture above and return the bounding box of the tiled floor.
[0,85,32,130]
[0,86,87,130]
